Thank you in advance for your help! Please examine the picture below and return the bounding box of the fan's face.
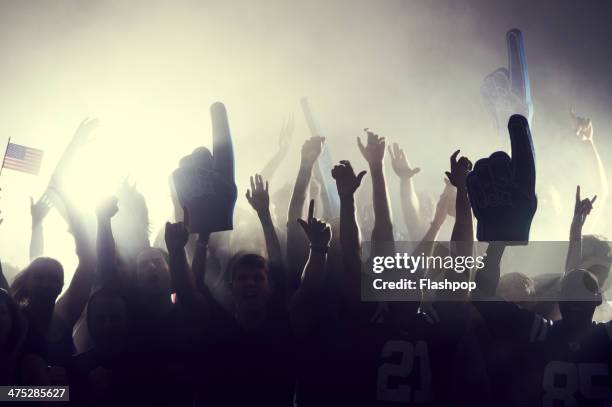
[27,263,63,303]
[231,266,271,311]
[136,249,171,298]
[88,296,128,350]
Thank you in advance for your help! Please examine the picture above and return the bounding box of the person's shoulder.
[592,320,612,343]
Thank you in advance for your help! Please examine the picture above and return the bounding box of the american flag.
[2,142,44,175]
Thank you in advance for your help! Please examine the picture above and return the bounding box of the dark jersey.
[301,301,477,407]
[127,302,192,407]
[195,302,296,407]
[476,300,612,407]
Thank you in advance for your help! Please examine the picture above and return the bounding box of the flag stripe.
[2,142,44,175]
[4,158,41,168]
[4,159,41,171]
[6,155,43,164]
[3,163,40,174]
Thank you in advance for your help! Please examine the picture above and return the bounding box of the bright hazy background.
[0,0,610,280]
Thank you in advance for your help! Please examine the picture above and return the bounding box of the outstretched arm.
[246,174,283,265]
[388,142,425,239]
[166,211,209,318]
[570,110,608,228]
[474,243,506,298]
[358,130,394,248]
[55,196,96,330]
[445,150,474,250]
[290,199,332,335]
[441,151,474,299]
[191,233,209,295]
[95,197,121,289]
[46,120,98,223]
[51,119,99,188]
[565,185,596,273]
[286,137,325,289]
[332,160,367,301]
[260,117,294,182]
[411,184,453,277]
[168,175,197,262]
[29,194,53,260]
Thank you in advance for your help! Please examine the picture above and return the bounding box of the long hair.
[10,257,63,307]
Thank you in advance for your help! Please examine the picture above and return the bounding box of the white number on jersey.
[377,340,432,403]
[542,361,611,406]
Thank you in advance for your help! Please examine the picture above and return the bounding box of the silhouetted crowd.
[0,111,611,407]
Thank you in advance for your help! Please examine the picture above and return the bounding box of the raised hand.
[30,193,53,227]
[570,109,593,142]
[466,114,537,242]
[388,142,420,179]
[573,185,596,227]
[96,196,119,220]
[357,128,385,167]
[301,136,325,168]
[245,174,270,214]
[331,160,367,198]
[445,150,472,189]
[297,199,332,249]
[165,208,190,252]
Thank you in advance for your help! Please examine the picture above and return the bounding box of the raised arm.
[565,185,596,273]
[570,110,608,227]
[46,120,98,223]
[246,174,282,265]
[331,160,367,301]
[445,150,474,248]
[51,119,99,187]
[29,194,53,261]
[388,142,425,239]
[55,196,96,330]
[165,210,209,317]
[168,175,197,262]
[412,184,453,259]
[358,130,394,247]
[260,117,294,182]
[191,233,209,295]
[286,136,325,289]
[95,197,121,289]
[474,243,506,299]
[290,199,332,335]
